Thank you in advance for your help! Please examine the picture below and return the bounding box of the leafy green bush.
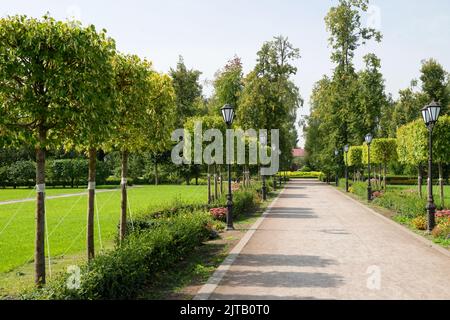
[373,190,426,218]
[26,212,211,300]
[6,160,35,188]
[348,181,368,199]
[281,171,322,179]
[47,159,87,188]
[233,189,258,217]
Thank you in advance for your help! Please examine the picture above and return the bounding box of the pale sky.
[1,0,449,147]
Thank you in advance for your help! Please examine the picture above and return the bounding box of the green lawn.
[0,185,207,274]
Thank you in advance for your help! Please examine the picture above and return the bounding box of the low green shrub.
[373,191,426,218]
[25,212,211,300]
[280,171,322,179]
[348,181,369,199]
[233,189,258,217]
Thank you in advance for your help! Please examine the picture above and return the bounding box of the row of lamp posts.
[336,101,441,233]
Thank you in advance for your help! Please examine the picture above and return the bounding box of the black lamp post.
[221,104,235,230]
[260,135,267,201]
[334,149,339,187]
[344,145,349,192]
[365,133,373,201]
[421,101,441,232]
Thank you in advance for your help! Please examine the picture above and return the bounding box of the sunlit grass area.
[0,185,207,274]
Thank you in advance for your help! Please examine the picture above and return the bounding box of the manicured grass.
[0,185,207,274]
[0,187,105,202]
[387,184,450,206]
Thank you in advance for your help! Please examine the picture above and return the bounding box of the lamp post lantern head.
[344,145,349,153]
[365,133,373,145]
[221,104,235,126]
[422,101,441,127]
[421,106,431,126]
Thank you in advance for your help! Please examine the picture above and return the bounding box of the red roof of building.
[292,148,306,157]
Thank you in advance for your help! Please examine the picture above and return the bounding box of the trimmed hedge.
[280,171,322,179]
[25,212,211,300]
[0,159,111,188]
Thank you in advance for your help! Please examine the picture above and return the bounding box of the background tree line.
[304,0,450,181]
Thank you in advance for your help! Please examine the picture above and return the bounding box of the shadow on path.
[232,254,337,268]
[266,207,317,219]
[222,270,344,288]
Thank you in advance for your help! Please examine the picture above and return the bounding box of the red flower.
[210,207,228,220]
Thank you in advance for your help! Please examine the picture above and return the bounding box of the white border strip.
[194,186,286,300]
[330,185,450,258]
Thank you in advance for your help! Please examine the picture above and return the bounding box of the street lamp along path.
[365,133,373,201]
[344,145,349,192]
[421,101,441,232]
[221,104,235,230]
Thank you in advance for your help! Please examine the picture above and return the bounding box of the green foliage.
[48,159,86,188]
[0,15,116,149]
[281,171,322,179]
[6,161,35,187]
[348,181,369,198]
[232,189,259,217]
[305,1,385,174]
[371,138,397,165]
[109,54,176,154]
[347,146,362,167]
[390,86,428,133]
[210,56,243,113]
[373,191,426,218]
[362,143,379,165]
[47,159,111,187]
[420,59,449,115]
[237,36,301,170]
[396,116,450,166]
[433,115,450,164]
[169,56,204,126]
[25,212,212,300]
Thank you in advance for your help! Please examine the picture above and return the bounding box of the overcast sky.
[2,0,449,147]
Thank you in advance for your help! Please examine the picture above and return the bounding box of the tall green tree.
[110,54,176,241]
[0,15,116,285]
[169,56,204,126]
[420,58,449,115]
[238,36,301,173]
[306,0,382,174]
[355,54,388,139]
[211,56,243,113]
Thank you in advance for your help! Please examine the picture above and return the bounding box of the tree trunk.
[154,161,158,186]
[418,165,423,198]
[220,166,223,196]
[214,165,218,201]
[207,165,211,204]
[378,164,382,190]
[119,150,128,242]
[383,161,387,191]
[87,148,96,261]
[35,129,46,286]
[439,162,444,209]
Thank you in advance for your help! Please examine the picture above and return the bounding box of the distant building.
[291,148,307,171]
[292,148,306,158]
